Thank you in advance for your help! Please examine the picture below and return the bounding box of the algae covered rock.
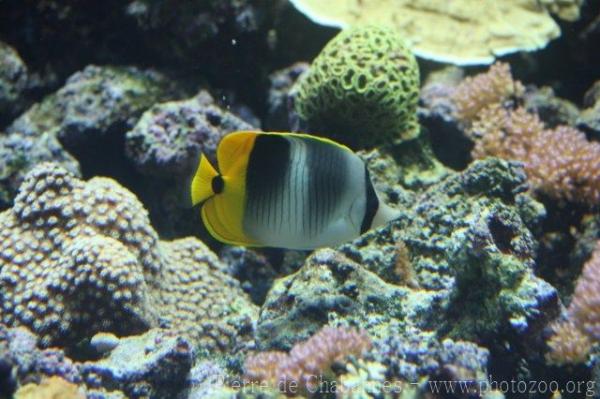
[125,90,253,177]
[579,80,600,138]
[256,249,409,350]
[0,325,82,391]
[8,65,176,147]
[293,25,420,148]
[0,65,177,210]
[256,158,558,367]
[0,163,258,352]
[0,41,28,125]
[81,329,193,399]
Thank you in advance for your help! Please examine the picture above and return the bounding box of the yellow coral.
[289,0,570,65]
[15,376,85,399]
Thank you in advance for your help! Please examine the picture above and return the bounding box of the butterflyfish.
[190,131,400,250]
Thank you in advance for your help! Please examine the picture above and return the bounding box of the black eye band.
[212,175,225,194]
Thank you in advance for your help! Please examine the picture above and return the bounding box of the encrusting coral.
[244,326,372,396]
[293,25,420,148]
[14,376,85,399]
[288,0,578,65]
[0,163,257,351]
[451,63,600,206]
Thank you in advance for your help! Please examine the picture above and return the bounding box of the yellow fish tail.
[191,154,219,206]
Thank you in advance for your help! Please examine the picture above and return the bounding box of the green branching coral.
[293,25,420,148]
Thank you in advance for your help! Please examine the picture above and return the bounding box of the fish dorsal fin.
[217,131,259,176]
[273,132,354,153]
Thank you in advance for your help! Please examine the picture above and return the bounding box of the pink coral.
[567,242,600,339]
[545,242,600,365]
[452,62,600,206]
[545,321,592,366]
[452,62,524,123]
[470,105,600,205]
[244,326,372,395]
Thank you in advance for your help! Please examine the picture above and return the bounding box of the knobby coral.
[244,326,372,396]
[293,25,419,148]
[452,63,600,206]
[0,163,257,351]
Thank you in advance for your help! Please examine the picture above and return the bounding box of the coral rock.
[293,25,420,148]
[125,90,253,177]
[81,329,193,399]
[0,324,82,398]
[0,65,177,209]
[0,40,28,124]
[0,163,257,351]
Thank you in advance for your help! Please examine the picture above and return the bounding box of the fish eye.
[212,175,224,194]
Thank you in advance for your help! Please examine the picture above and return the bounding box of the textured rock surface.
[0,41,28,125]
[0,65,177,210]
[81,329,193,399]
[265,62,309,131]
[8,65,176,147]
[293,25,420,148]
[580,80,600,137]
[0,163,257,351]
[125,90,253,177]
[256,159,558,380]
[0,325,83,397]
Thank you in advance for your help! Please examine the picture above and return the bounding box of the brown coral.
[545,321,592,366]
[0,163,257,351]
[244,326,372,396]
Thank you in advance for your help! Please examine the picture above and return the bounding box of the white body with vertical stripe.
[243,136,367,250]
